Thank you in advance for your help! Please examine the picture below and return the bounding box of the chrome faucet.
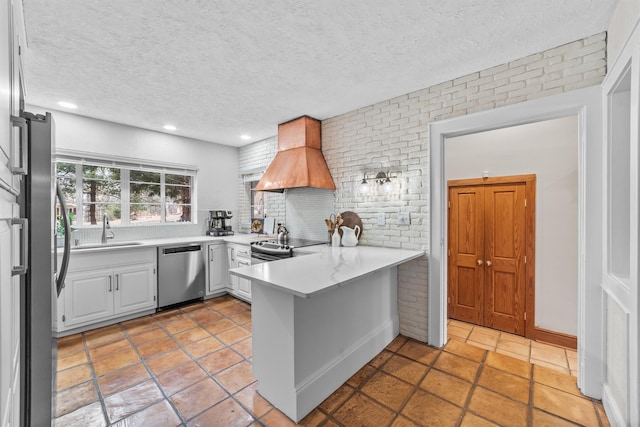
[101,214,115,244]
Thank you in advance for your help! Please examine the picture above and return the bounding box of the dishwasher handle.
[162,245,202,255]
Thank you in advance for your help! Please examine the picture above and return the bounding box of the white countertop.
[230,245,424,298]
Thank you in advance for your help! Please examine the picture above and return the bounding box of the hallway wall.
[446,116,579,335]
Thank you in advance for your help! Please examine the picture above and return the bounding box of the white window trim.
[55,150,197,226]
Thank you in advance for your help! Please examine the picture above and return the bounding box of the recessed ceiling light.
[163,125,177,131]
[57,101,77,109]
[240,134,251,140]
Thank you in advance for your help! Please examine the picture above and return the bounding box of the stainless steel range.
[250,238,324,263]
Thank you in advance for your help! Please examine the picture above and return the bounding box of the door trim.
[428,86,603,398]
[448,174,536,338]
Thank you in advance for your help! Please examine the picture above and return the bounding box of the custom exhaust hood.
[255,115,336,192]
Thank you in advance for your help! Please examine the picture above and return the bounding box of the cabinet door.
[114,263,156,315]
[237,259,252,299]
[63,268,114,327]
[227,246,239,291]
[208,244,226,294]
[0,199,21,427]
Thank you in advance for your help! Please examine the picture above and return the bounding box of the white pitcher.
[340,225,360,247]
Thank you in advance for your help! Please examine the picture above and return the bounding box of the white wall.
[27,106,239,241]
[607,0,640,69]
[446,116,578,335]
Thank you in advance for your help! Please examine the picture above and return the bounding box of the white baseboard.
[293,316,399,421]
[602,383,626,427]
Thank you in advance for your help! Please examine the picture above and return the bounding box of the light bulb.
[359,178,370,195]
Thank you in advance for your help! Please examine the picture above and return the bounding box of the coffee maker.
[207,210,234,236]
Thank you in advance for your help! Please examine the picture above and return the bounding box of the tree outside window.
[56,160,194,226]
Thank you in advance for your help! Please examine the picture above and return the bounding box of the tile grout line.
[119,315,188,427]
[185,306,265,425]
[157,302,259,425]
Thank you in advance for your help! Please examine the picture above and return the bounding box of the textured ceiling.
[22,1,615,147]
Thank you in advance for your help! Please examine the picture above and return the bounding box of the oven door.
[251,248,295,263]
[250,251,278,264]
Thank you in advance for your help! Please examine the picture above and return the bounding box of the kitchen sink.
[71,241,144,251]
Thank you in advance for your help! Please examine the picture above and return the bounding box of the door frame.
[428,86,603,398]
[448,174,536,338]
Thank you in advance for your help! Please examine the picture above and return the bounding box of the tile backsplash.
[68,209,210,245]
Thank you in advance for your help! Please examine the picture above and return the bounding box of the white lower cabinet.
[63,268,114,327]
[207,243,226,295]
[227,243,251,301]
[113,264,157,315]
[57,248,156,333]
[236,258,252,300]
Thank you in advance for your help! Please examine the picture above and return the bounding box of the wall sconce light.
[358,171,396,195]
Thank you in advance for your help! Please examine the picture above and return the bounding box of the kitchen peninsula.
[230,245,424,422]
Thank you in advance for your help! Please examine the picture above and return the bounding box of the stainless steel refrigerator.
[17,111,70,426]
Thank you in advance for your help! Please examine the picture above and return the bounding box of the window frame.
[55,151,197,227]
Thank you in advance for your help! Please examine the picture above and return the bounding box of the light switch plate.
[377,212,386,225]
[398,212,410,225]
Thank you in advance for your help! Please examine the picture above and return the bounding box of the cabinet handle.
[115,274,119,291]
[477,259,483,266]
[10,116,28,175]
[230,248,235,261]
[108,276,112,292]
[486,260,492,267]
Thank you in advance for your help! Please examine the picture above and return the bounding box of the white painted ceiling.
[22,1,615,147]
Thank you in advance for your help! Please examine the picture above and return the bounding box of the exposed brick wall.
[237,136,285,233]
[238,33,606,342]
[322,33,606,341]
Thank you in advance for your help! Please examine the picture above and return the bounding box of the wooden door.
[448,186,484,324]
[483,183,526,335]
[448,176,533,337]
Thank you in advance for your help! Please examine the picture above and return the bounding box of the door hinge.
[154,295,156,301]
[524,199,527,208]
[524,256,527,264]
[448,201,451,209]
[447,297,451,304]
[448,249,450,256]
[62,314,65,322]
[153,268,156,274]
[524,312,527,321]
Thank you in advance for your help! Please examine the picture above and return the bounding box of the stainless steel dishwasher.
[157,243,206,309]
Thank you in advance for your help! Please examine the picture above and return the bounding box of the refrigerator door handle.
[1,217,28,275]
[10,115,28,175]
[12,218,28,275]
[55,184,71,297]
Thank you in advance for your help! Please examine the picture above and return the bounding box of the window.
[249,180,266,231]
[56,156,196,226]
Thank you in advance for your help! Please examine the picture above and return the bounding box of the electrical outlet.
[377,212,386,225]
[398,212,410,225]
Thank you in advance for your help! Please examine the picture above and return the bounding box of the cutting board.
[263,217,276,235]
[338,211,363,240]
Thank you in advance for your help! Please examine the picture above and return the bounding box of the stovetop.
[251,238,325,256]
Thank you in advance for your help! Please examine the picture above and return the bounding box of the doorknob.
[477,260,483,266]
[486,260,492,267]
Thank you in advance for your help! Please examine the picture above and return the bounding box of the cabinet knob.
[477,259,483,266]
[486,260,492,267]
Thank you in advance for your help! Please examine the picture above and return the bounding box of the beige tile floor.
[447,319,578,377]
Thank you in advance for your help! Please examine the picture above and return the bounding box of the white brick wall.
[238,33,607,342]
[237,136,285,233]
[322,32,606,342]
